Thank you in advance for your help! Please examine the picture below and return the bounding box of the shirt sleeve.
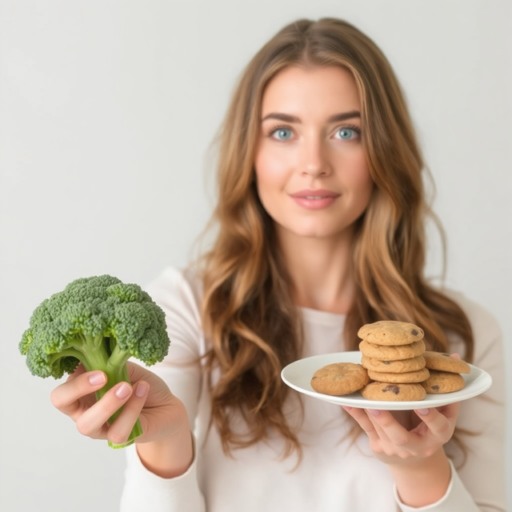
[395,292,507,512]
[120,435,205,512]
[394,459,481,512]
[119,266,206,512]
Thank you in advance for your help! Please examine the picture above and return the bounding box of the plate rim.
[281,351,492,410]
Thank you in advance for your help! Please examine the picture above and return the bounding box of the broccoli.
[19,275,171,449]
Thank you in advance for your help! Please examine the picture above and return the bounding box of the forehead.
[261,65,361,116]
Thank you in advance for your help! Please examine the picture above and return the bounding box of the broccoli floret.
[19,275,171,449]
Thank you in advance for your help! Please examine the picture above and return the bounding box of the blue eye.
[272,128,292,140]
[336,127,358,140]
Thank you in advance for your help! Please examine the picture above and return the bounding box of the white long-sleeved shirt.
[120,266,506,512]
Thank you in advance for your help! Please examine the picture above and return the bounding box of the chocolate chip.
[411,329,419,336]
[383,385,400,395]
[432,385,440,391]
[382,361,391,365]
[312,376,317,379]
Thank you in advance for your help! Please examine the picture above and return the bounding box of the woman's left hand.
[342,402,460,466]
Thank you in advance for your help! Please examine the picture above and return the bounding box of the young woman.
[50,18,506,511]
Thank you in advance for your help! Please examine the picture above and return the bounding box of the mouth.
[289,191,340,210]
[289,189,340,199]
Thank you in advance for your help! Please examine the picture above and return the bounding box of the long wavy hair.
[195,18,474,459]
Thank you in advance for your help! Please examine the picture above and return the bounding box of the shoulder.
[441,287,503,363]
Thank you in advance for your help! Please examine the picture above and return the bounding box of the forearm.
[136,427,194,479]
[388,448,451,508]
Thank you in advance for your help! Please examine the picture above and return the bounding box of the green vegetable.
[19,275,170,449]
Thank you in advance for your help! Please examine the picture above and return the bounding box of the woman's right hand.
[50,361,189,448]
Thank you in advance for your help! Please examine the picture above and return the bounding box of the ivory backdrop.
[1,1,510,511]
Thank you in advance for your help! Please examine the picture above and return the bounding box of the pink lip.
[289,189,340,198]
[289,189,340,210]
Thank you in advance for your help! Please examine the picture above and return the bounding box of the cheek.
[254,145,292,198]
[344,152,373,203]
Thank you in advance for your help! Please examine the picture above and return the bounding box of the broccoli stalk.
[19,275,171,449]
[50,332,144,448]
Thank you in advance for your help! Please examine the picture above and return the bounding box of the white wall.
[1,1,510,511]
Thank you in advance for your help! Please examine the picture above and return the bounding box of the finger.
[414,403,460,440]
[106,381,150,446]
[365,410,394,444]
[451,353,461,360]
[51,370,108,417]
[436,400,461,420]
[391,410,420,431]
[126,360,150,382]
[75,381,133,438]
[365,409,410,447]
[364,411,415,458]
[343,407,380,442]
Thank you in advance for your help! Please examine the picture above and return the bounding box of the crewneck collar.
[299,306,346,327]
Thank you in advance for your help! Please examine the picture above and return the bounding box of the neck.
[276,225,356,315]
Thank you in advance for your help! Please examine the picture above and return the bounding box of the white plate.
[281,351,492,410]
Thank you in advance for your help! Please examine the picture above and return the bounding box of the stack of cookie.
[421,351,469,394]
[308,321,471,401]
[358,321,429,401]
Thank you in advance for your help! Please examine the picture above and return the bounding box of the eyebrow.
[261,111,361,123]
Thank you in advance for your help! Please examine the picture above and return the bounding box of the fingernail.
[135,382,148,398]
[417,408,430,416]
[368,409,381,417]
[89,372,106,386]
[115,383,131,399]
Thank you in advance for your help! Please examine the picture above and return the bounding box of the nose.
[300,135,331,178]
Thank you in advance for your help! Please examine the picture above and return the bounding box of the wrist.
[136,426,194,479]
[389,448,451,508]
[388,446,447,472]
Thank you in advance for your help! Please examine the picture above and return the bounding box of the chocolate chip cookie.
[423,351,470,374]
[361,382,426,401]
[357,321,424,346]
[361,355,426,373]
[421,370,466,393]
[359,339,426,361]
[311,362,370,396]
[367,367,430,383]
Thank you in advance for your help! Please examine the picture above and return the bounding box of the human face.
[254,65,373,240]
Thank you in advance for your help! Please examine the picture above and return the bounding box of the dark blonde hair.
[196,18,474,458]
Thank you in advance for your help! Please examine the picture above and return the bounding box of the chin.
[286,223,341,239]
